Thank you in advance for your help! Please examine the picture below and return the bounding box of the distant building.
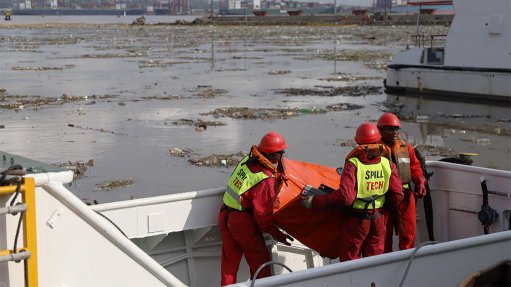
[221,0,333,11]
[375,0,391,9]
[374,0,409,9]
[153,0,189,14]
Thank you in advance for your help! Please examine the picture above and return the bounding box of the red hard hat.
[354,122,381,144]
[377,112,401,127]
[258,131,288,154]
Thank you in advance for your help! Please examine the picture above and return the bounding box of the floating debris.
[274,85,382,97]
[319,49,393,63]
[81,53,143,59]
[172,119,194,126]
[188,152,246,167]
[169,147,246,168]
[268,70,291,75]
[55,159,94,179]
[326,103,364,111]
[190,87,228,98]
[441,113,487,119]
[170,147,195,157]
[94,178,135,191]
[142,95,183,100]
[0,92,116,110]
[195,119,225,127]
[320,74,381,82]
[132,16,145,25]
[316,49,393,70]
[67,123,127,136]
[415,145,456,157]
[476,138,491,145]
[299,106,327,114]
[337,138,357,147]
[138,59,172,68]
[416,115,430,123]
[171,119,226,130]
[12,66,65,71]
[201,107,326,120]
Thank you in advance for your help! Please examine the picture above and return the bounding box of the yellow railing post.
[0,177,38,287]
[0,185,26,195]
[22,177,38,287]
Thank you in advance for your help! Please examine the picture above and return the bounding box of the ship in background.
[11,0,145,15]
[8,0,173,15]
[216,0,453,17]
[13,8,144,15]
[384,0,510,103]
[6,0,454,17]
[218,0,335,16]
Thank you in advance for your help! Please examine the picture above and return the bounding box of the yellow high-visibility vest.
[349,156,391,209]
[223,156,269,211]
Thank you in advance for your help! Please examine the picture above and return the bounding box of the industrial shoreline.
[203,14,453,26]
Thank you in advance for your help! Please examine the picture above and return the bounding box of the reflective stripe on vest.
[223,155,269,211]
[391,140,412,184]
[349,156,391,209]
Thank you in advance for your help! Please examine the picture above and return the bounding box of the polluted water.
[0,16,509,204]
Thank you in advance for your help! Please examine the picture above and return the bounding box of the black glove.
[272,230,294,246]
[301,195,314,208]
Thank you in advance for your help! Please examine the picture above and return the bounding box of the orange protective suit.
[383,141,427,251]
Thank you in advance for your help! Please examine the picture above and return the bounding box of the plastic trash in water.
[416,115,429,123]
[27,166,47,174]
[476,138,491,145]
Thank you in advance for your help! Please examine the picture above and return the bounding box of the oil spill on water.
[0,22,509,204]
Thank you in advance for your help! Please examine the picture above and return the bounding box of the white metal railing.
[92,187,226,238]
[44,182,187,286]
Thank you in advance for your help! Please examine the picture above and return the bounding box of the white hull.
[1,153,510,286]
[385,61,511,101]
[231,231,511,287]
[385,0,511,103]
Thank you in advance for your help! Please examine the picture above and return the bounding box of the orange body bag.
[273,158,344,259]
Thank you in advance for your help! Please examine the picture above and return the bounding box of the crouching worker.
[218,131,294,286]
[302,123,403,261]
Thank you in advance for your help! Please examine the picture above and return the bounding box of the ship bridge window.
[425,48,444,65]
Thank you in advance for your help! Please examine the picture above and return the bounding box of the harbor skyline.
[1,0,381,10]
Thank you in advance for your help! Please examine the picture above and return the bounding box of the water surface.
[1,18,509,203]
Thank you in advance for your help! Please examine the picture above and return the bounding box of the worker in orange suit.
[302,122,403,260]
[218,131,294,286]
[377,112,427,252]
